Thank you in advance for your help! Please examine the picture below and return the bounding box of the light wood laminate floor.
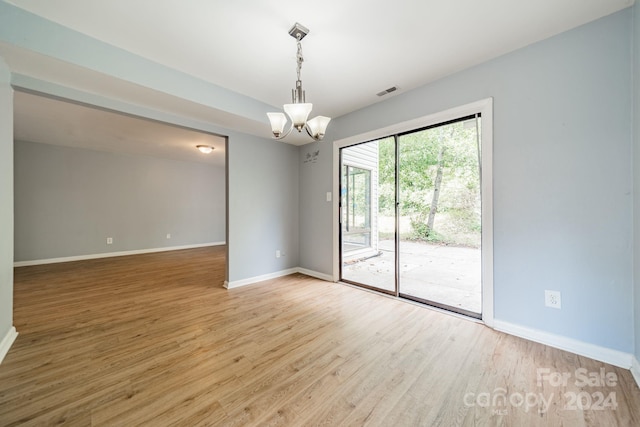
[1,246,639,426]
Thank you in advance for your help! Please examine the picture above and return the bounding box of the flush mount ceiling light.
[197,145,214,154]
[267,23,331,141]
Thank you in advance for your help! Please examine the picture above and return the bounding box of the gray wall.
[300,9,634,353]
[14,140,226,261]
[227,134,299,282]
[0,58,13,345]
[634,4,640,363]
[299,141,334,274]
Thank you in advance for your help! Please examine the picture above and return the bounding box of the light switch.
[326,192,332,202]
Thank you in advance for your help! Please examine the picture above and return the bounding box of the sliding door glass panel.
[343,165,372,250]
[340,137,396,294]
[398,117,482,316]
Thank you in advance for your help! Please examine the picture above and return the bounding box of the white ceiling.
[14,91,227,167]
[4,0,635,159]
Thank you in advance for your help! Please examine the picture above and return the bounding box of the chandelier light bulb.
[284,103,313,131]
[267,113,287,137]
[306,116,331,139]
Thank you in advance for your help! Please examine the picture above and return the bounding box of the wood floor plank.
[1,246,639,426]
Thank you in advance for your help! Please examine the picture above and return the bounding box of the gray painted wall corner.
[298,140,334,275]
[0,56,14,346]
[227,134,300,283]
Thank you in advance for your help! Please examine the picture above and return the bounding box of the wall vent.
[376,86,398,97]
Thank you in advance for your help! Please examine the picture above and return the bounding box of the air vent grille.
[376,86,398,97]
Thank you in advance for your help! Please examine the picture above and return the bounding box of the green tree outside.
[377,119,481,247]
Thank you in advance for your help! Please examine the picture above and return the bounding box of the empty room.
[1,1,640,425]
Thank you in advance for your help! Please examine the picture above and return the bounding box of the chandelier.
[267,23,331,141]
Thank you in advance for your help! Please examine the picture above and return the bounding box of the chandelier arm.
[273,122,295,140]
[304,124,323,141]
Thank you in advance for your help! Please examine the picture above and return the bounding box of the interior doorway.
[339,112,485,319]
[12,90,228,270]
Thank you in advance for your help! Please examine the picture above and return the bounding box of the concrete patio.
[342,239,482,314]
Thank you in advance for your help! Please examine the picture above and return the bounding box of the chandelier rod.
[296,35,303,82]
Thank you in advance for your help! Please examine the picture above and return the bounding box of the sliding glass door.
[339,116,482,318]
[397,117,482,317]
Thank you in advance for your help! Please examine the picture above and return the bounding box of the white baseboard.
[14,242,226,267]
[0,326,17,364]
[224,267,334,289]
[296,268,335,282]
[493,320,633,369]
[224,268,299,289]
[631,356,640,390]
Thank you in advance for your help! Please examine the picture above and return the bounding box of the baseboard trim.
[296,268,334,282]
[0,326,17,364]
[493,320,633,369]
[224,268,299,289]
[631,356,640,390]
[224,267,334,289]
[14,242,226,267]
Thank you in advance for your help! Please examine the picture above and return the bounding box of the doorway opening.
[12,90,228,274]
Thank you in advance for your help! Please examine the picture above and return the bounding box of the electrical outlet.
[544,290,561,309]
[276,250,281,258]
[166,233,171,239]
[106,237,113,245]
